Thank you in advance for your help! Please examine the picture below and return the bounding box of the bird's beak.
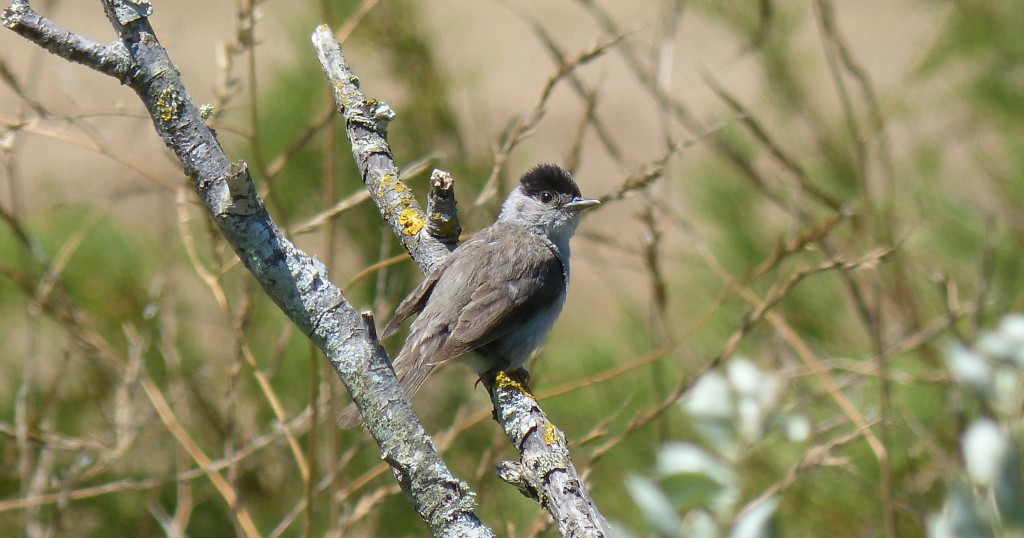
[563,197,601,212]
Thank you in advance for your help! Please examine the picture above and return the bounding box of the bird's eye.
[540,192,554,204]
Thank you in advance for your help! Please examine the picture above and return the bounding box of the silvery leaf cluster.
[685,357,809,459]
[623,358,806,538]
[929,315,1024,536]
[946,314,1024,416]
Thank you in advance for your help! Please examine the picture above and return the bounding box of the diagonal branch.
[312,24,455,274]
[3,1,490,536]
[486,371,612,537]
[313,25,611,538]
[2,1,130,80]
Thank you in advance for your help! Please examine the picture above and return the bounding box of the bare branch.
[475,29,630,206]
[485,371,611,538]
[312,24,611,537]
[4,2,490,535]
[425,169,462,246]
[2,1,130,80]
[312,25,453,275]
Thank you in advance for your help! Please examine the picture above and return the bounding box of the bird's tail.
[337,342,437,429]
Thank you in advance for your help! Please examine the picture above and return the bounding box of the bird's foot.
[477,368,533,395]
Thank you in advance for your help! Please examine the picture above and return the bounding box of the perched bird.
[340,163,599,428]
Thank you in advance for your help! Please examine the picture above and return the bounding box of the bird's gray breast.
[394,222,570,375]
[462,225,570,372]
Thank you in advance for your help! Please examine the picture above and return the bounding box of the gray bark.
[3,2,491,536]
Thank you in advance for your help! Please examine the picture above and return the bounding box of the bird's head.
[498,164,599,246]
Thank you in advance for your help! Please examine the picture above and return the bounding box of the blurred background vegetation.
[1,0,1022,536]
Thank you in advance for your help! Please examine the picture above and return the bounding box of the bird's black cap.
[519,163,582,199]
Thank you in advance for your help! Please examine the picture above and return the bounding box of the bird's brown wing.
[338,263,448,428]
[436,233,565,361]
[338,228,564,428]
[380,260,447,339]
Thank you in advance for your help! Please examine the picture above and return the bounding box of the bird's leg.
[511,368,532,387]
[478,369,534,397]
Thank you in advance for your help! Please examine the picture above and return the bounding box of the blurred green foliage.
[4,0,1024,536]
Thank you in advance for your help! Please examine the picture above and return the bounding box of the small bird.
[339,164,599,428]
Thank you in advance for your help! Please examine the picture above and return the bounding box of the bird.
[339,163,599,428]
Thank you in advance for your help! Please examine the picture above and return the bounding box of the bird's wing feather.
[437,234,564,360]
[380,261,448,339]
[337,241,562,428]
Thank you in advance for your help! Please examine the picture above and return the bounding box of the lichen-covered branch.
[312,25,610,538]
[2,1,491,536]
[486,371,611,537]
[311,25,454,275]
[425,169,462,246]
[2,1,130,79]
